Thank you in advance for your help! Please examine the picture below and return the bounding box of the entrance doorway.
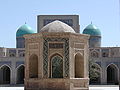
[17,65,24,84]
[0,65,10,84]
[51,55,63,78]
[107,64,118,84]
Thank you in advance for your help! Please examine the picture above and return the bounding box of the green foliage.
[89,59,100,81]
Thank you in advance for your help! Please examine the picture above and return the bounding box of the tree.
[89,58,100,84]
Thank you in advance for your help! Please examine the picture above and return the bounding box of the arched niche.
[75,53,84,78]
[9,52,16,57]
[29,54,38,78]
[17,65,25,84]
[91,51,99,58]
[50,54,63,78]
[107,64,119,84]
[0,65,11,84]
[19,52,25,57]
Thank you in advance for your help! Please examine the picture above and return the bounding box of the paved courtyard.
[89,85,119,90]
[0,85,119,90]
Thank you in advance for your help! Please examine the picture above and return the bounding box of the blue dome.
[16,24,35,37]
[83,24,101,36]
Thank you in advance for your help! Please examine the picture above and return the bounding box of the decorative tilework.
[44,19,73,26]
[9,49,16,57]
[16,61,24,68]
[43,38,69,78]
[9,49,16,53]
[43,39,48,77]
[0,61,11,68]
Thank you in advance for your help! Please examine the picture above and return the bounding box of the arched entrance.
[75,53,84,78]
[51,55,63,78]
[0,65,10,84]
[17,65,24,84]
[29,54,38,78]
[107,64,119,84]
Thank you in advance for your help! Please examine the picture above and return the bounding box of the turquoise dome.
[16,24,35,37]
[83,24,101,36]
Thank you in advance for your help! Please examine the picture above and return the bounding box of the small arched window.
[19,52,25,57]
[9,53,15,57]
[102,52,108,57]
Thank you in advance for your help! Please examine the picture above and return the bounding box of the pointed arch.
[0,65,11,84]
[50,54,63,78]
[16,64,25,84]
[106,63,119,84]
[29,54,38,78]
[75,53,84,78]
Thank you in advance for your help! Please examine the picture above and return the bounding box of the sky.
[0,0,119,48]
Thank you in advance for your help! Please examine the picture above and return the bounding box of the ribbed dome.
[83,24,101,36]
[16,24,35,37]
[40,20,75,33]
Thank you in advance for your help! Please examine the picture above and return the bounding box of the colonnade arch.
[0,65,11,84]
[75,53,84,78]
[16,65,24,84]
[106,64,119,84]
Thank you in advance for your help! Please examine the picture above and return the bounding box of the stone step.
[73,87,89,90]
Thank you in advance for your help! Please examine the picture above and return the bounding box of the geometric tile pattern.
[43,38,69,78]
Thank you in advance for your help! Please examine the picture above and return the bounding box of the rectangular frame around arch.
[43,38,69,78]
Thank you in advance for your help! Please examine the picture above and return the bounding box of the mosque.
[0,15,119,88]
